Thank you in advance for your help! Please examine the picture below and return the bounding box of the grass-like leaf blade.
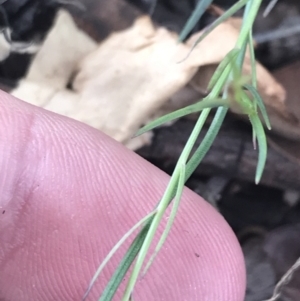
[186,106,228,177]
[135,97,228,137]
[179,0,213,42]
[249,114,267,184]
[123,106,214,300]
[182,0,248,62]
[244,84,271,130]
[82,210,157,300]
[143,164,185,275]
[98,225,149,301]
[248,31,257,88]
[208,48,240,91]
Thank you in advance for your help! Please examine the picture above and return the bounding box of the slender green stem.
[181,0,249,62]
[248,30,257,88]
[186,106,228,180]
[179,0,214,42]
[136,97,229,137]
[97,109,213,301]
[236,0,262,49]
[143,163,186,275]
[122,107,213,300]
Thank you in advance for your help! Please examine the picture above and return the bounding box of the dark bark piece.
[136,116,300,191]
[69,0,142,42]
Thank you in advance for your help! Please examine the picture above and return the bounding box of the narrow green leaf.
[208,48,240,91]
[235,37,248,68]
[232,85,256,116]
[122,182,177,300]
[82,210,157,300]
[135,97,228,137]
[244,84,271,130]
[123,105,213,300]
[143,164,186,275]
[249,114,267,184]
[179,0,213,42]
[263,0,279,17]
[98,109,213,301]
[98,224,150,301]
[186,106,228,178]
[248,31,257,88]
[181,0,249,62]
[235,0,262,49]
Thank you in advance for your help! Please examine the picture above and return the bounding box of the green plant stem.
[136,97,229,137]
[143,163,185,275]
[97,108,211,301]
[236,0,262,49]
[179,0,214,42]
[186,106,228,179]
[122,107,212,300]
[181,0,249,62]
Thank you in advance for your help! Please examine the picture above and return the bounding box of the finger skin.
[0,91,245,301]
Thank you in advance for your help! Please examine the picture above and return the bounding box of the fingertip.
[0,91,245,301]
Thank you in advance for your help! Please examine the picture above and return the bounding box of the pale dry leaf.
[11,9,97,107]
[71,15,202,146]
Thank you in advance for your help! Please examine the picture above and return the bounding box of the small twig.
[263,0,279,17]
[264,257,300,301]
[254,24,300,44]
